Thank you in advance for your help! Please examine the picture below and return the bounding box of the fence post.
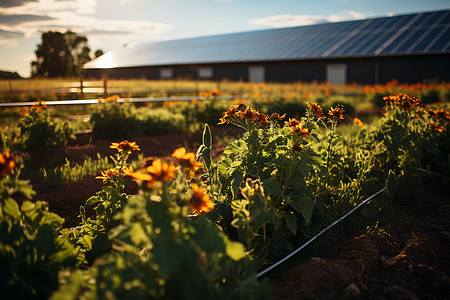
[103,74,108,97]
[79,75,84,99]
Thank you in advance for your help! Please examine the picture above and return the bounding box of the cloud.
[0,0,172,46]
[0,0,38,8]
[0,13,54,25]
[248,11,367,28]
[0,29,25,39]
[0,29,25,45]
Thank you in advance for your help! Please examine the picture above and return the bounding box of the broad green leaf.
[290,190,315,225]
[284,211,297,236]
[35,224,55,254]
[152,237,191,277]
[80,234,92,251]
[272,213,282,231]
[129,223,150,246]
[4,198,20,219]
[263,178,281,195]
[225,238,246,261]
[231,170,244,200]
[20,200,35,213]
[85,196,102,207]
[192,218,225,253]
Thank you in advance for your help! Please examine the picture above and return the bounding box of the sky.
[0,0,449,78]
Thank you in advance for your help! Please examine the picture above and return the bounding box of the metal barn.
[84,9,450,84]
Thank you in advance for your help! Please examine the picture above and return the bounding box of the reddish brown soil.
[275,181,450,299]
[24,128,449,299]
[27,126,236,226]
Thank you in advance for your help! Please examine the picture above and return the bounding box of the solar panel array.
[84,9,450,69]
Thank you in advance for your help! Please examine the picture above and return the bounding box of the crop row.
[0,90,449,299]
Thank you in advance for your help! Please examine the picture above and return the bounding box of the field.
[0,79,449,299]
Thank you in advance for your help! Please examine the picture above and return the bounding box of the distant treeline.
[0,71,23,80]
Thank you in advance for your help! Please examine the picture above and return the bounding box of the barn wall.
[85,54,449,84]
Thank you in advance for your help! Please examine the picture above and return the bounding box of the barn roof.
[84,9,450,70]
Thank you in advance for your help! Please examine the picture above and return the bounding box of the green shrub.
[12,103,74,151]
[91,101,142,139]
[140,108,187,135]
[0,170,82,299]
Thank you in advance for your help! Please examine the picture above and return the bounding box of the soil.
[274,181,450,299]
[23,127,450,299]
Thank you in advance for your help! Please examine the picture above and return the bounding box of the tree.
[31,30,92,78]
[94,49,104,58]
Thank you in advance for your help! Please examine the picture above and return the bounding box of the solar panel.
[84,9,450,70]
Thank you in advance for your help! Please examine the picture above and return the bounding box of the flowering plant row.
[0,93,449,299]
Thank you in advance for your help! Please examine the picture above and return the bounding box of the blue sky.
[1,0,449,77]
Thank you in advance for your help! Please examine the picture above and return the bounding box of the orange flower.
[270,113,286,120]
[289,124,309,136]
[189,183,214,215]
[328,105,345,120]
[123,166,134,177]
[306,102,325,119]
[241,107,259,120]
[430,122,445,133]
[19,107,29,115]
[110,140,140,154]
[218,105,241,125]
[172,147,202,176]
[292,144,304,151]
[353,118,364,127]
[285,118,300,128]
[131,159,175,184]
[0,151,15,176]
[383,94,421,111]
[96,169,119,183]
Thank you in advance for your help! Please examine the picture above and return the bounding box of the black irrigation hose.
[256,187,387,278]
[256,166,445,278]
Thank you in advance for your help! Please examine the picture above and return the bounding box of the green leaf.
[202,123,212,148]
[129,223,150,247]
[35,224,56,254]
[231,170,244,200]
[192,218,225,253]
[272,213,282,231]
[196,144,206,160]
[262,178,281,195]
[224,238,246,261]
[20,201,35,213]
[4,198,20,219]
[386,170,396,200]
[284,211,297,236]
[290,190,315,225]
[80,233,92,251]
[85,196,102,207]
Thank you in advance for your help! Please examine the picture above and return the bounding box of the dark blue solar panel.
[299,21,356,57]
[397,29,428,53]
[428,27,450,52]
[411,27,443,52]
[84,9,450,69]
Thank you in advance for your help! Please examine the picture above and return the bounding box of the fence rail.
[0,78,222,98]
[0,95,238,108]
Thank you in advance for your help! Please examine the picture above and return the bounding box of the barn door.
[248,66,265,83]
[326,64,347,85]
